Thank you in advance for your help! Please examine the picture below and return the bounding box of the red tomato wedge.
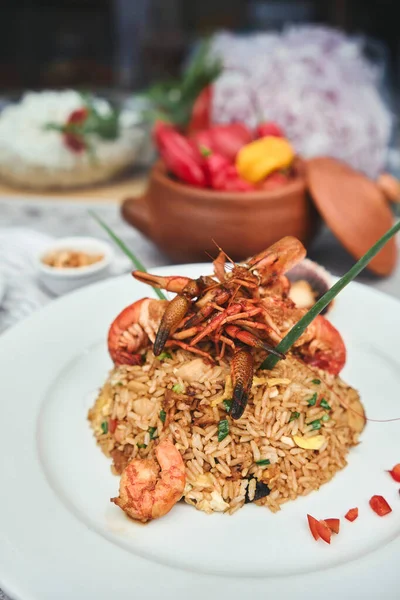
[324,518,340,534]
[307,514,320,541]
[345,507,359,522]
[388,464,400,482]
[316,520,332,544]
[369,495,392,516]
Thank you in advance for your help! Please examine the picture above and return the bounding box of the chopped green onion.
[289,411,300,422]
[310,419,322,431]
[137,443,147,449]
[307,393,318,406]
[322,414,330,422]
[159,410,166,423]
[172,383,184,393]
[218,419,229,442]
[101,421,108,434]
[312,379,321,385]
[89,211,166,301]
[157,351,172,361]
[148,426,158,439]
[260,219,400,370]
[223,399,232,412]
[320,399,331,410]
[255,459,271,466]
[115,381,123,386]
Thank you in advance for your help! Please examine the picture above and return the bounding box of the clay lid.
[307,157,397,276]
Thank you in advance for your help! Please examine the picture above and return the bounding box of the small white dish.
[37,236,114,296]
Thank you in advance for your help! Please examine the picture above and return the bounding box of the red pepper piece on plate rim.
[344,507,359,522]
[369,495,392,516]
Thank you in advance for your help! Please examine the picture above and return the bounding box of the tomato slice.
[324,518,340,534]
[388,464,400,482]
[369,495,392,516]
[307,514,320,541]
[344,507,358,522]
[316,520,332,544]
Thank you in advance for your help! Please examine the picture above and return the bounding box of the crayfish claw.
[154,295,192,355]
[230,345,254,420]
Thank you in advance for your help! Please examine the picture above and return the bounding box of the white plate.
[0,272,5,306]
[0,264,399,600]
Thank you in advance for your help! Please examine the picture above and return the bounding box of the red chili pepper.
[193,123,253,162]
[187,85,213,134]
[258,171,289,191]
[67,107,89,125]
[307,514,320,541]
[109,418,118,434]
[202,150,255,192]
[316,520,332,544]
[154,122,207,187]
[344,507,359,522]
[388,464,400,482]
[255,121,285,138]
[324,518,340,534]
[63,107,89,153]
[369,495,392,516]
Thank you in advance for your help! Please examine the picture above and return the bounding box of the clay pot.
[122,160,320,263]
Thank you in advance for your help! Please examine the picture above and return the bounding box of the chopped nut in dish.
[42,249,104,269]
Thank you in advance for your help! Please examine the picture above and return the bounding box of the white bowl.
[37,237,114,296]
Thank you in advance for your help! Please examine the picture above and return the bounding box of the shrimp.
[111,439,186,522]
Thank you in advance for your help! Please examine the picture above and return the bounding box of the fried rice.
[88,349,365,515]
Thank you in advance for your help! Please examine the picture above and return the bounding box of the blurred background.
[0,0,399,93]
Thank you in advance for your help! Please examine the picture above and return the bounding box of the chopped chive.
[322,414,330,422]
[223,399,232,412]
[89,210,166,301]
[137,443,147,449]
[307,393,318,406]
[310,419,322,430]
[157,351,172,361]
[320,399,331,410]
[255,459,271,466]
[148,426,158,439]
[260,219,400,370]
[101,421,108,434]
[289,411,300,422]
[172,383,184,393]
[159,410,166,423]
[218,419,229,442]
[312,379,321,385]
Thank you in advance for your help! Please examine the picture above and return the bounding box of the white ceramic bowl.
[37,237,114,296]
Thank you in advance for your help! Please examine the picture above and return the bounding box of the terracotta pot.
[122,160,320,263]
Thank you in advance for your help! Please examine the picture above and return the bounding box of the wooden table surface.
[0,172,148,203]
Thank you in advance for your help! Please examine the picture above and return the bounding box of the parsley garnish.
[218,419,229,442]
[159,410,166,423]
[101,421,108,434]
[307,393,318,406]
[289,411,300,422]
[148,426,158,439]
[255,459,271,466]
[312,379,321,385]
[320,399,331,410]
[157,351,172,361]
[310,419,322,430]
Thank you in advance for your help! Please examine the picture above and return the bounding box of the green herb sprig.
[261,220,400,370]
[90,211,166,301]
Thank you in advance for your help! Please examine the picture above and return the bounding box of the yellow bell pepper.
[236,136,294,183]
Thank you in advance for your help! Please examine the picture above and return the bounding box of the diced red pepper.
[316,520,332,544]
[344,507,359,522]
[307,514,320,541]
[203,151,255,192]
[63,133,86,153]
[388,464,400,482]
[369,495,392,517]
[255,121,285,139]
[109,418,118,434]
[324,518,340,534]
